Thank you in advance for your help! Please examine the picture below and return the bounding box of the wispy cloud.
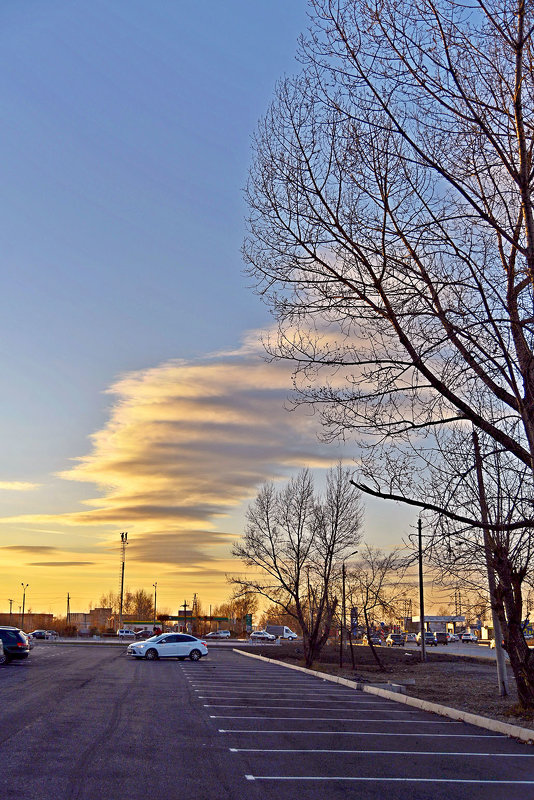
[28,561,95,567]
[0,481,40,491]
[0,333,347,570]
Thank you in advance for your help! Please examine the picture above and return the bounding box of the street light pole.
[153,582,157,629]
[118,532,128,631]
[21,583,29,631]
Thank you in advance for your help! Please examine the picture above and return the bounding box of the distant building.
[410,615,465,633]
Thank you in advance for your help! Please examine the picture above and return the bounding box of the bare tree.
[346,545,411,671]
[244,0,534,705]
[232,465,363,667]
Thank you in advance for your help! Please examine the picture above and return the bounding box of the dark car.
[386,633,405,647]
[0,626,31,662]
[416,631,437,647]
[434,631,448,645]
[134,629,153,640]
[28,629,48,639]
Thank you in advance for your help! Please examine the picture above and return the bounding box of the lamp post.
[118,532,128,631]
[21,583,29,630]
[153,582,157,629]
[340,551,358,669]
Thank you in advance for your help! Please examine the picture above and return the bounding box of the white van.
[265,625,298,640]
[117,628,136,639]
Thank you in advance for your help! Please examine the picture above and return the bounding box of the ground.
[239,642,534,731]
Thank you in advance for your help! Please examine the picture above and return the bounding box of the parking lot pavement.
[181,649,534,800]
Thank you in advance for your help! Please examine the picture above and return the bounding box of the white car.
[205,630,231,638]
[461,632,478,643]
[117,628,136,639]
[249,630,276,641]
[127,633,208,661]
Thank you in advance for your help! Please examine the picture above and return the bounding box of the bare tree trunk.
[364,606,386,672]
[472,431,509,697]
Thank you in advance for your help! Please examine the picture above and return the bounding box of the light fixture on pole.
[21,583,29,630]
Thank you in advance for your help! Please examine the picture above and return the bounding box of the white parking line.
[210,715,462,723]
[197,696,402,705]
[203,705,418,712]
[244,776,534,784]
[231,747,534,756]
[219,729,505,738]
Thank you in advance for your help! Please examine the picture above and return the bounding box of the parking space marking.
[210,714,462,723]
[230,747,534,756]
[219,729,505,738]
[203,704,419,712]
[244,775,534,784]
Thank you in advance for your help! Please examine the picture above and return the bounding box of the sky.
[0,1,416,618]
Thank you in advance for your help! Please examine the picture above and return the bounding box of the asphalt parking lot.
[1,644,533,799]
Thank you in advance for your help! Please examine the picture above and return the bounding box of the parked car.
[363,634,382,646]
[405,632,417,643]
[134,629,153,640]
[127,633,208,661]
[434,631,448,645]
[28,629,48,639]
[0,639,5,665]
[385,634,405,647]
[249,630,276,641]
[45,630,59,639]
[117,628,136,639]
[448,633,459,642]
[205,630,231,639]
[461,632,478,643]
[416,631,437,647]
[0,626,31,662]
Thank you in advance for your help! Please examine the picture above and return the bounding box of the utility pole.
[21,583,29,631]
[153,582,157,628]
[118,532,128,630]
[66,593,70,624]
[418,519,426,663]
[182,600,188,632]
[8,598,13,625]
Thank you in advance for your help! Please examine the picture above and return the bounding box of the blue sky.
[0,2,415,616]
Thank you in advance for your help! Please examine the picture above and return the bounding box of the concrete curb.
[233,648,534,745]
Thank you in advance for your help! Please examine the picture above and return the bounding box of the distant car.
[434,631,448,645]
[117,629,136,639]
[249,630,276,641]
[28,629,48,639]
[385,634,405,647]
[405,632,417,643]
[45,630,59,639]
[363,634,382,646]
[127,633,208,661]
[416,632,437,646]
[205,630,231,639]
[489,638,505,649]
[134,629,153,640]
[0,626,31,662]
[448,633,459,642]
[461,632,478,643]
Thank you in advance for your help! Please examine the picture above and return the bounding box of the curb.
[233,648,534,745]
